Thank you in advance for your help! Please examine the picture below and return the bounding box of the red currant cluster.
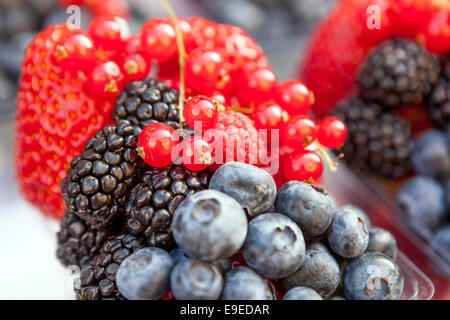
[250,80,347,183]
[137,95,265,173]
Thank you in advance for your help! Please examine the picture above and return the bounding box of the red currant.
[140,18,177,62]
[317,116,348,149]
[282,150,323,182]
[88,16,129,51]
[180,136,213,171]
[138,122,179,168]
[87,61,124,98]
[184,95,219,132]
[281,115,317,149]
[54,33,95,72]
[120,53,150,82]
[253,101,288,130]
[276,80,314,116]
[237,68,277,106]
[125,35,142,54]
[185,48,230,93]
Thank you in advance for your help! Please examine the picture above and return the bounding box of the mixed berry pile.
[72,162,404,300]
[14,14,347,219]
[12,4,413,300]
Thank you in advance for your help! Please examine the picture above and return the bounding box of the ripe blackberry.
[125,165,211,250]
[427,60,450,130]
[75,233,146,300]
[61,120,143,229]
[56,211,115,268]
[113,78,193,136]
[334,98,413,178]
[358,38,440,108]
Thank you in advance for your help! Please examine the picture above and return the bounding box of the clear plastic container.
[322,165,436,300]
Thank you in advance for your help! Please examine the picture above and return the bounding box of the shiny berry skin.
[253,101,288,131]
[88,61,124,98]
[138,123,179,168]
[88,16,129,51]
[281,115,317,149]
[140,19,177,62]
[90,0,130,19]
[185,48,230,93]
[120,53,150,82]
[276,80,314,116]
[15,24,117,219]
[237,68,277,106]
[180,136,213,171]
[54,33,95,72]
[283,150,324,182]
[184,95,219,132]
[317,116,348,149]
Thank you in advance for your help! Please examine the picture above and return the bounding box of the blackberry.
[125,165,211,249]
[427,60,450,130]
[61,120,143,229]
[358,38,440,108]
[334,98,413,178]
[75,233,146,300]
[114,78,193,136]
[56,211,114,268]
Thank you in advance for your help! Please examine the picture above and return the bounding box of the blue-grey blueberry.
[170,258,223,300]
[221,266,275,300]
[327,208,369,258]
[367,227,398,260]
[276,181,337,238]
[172,190,247,261]
[343,252,404,300]
[283,287,323,300]
[209,162,277,217]
[243,213,305,279]
[116,247,173,300]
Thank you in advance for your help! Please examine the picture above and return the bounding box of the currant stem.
[158,0,186,133]
[316,143,341,172]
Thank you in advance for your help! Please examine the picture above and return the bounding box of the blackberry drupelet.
[56,211,114,268]
[427,60,450,130]
[61,120,143,229]
[75,233,146,300]
[114,78,193,136]
[358,38,440,108]
[334,98,413,178]
[125,165,211,249]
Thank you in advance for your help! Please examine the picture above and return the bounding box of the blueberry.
[209,162,277,217]
[367,228,398,260]
[172,190,248,261]
[342,204,372,230]
[276,181,337,238]
[170,258,223,300]
[327,208,369,258]
[444,178,450,209]
[243,213,305,279]
[116,247,173,300]
[430,226,450,265]
[397,176,447,230]
[412,130,450,178]
[280,249,340,298]
[221,267,275,300]
[170,247,231,275]
[343,252,404,300]
[306,242,330,254]
[283,287,323,300]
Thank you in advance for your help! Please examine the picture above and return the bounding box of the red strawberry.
[14,24,117,219]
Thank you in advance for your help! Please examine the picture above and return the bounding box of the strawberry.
[14,24,117,219]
